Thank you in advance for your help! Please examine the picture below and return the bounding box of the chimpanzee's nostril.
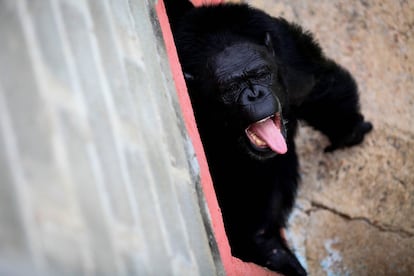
[246,89,264,101]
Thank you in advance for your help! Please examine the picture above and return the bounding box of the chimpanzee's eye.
[251,66,272,81]
[257,71,271,80]
[228,83,240,92]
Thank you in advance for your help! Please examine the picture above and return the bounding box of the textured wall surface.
[246,0,414,275]
[0,0,222,275]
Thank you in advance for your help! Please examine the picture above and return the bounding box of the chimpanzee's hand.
[325,121,373,152]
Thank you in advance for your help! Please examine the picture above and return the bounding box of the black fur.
[165,1,372,275]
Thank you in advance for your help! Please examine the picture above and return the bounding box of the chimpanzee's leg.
[252,138,306,276]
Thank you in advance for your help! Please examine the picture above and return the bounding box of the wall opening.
[156,1,279,275]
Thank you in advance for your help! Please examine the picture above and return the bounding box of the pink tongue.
[250,118,287,154]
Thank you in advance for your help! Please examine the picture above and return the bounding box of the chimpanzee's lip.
[245,112,287,154]
[245,115,275,148]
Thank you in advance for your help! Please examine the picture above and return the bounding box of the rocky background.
[244,0,414,275]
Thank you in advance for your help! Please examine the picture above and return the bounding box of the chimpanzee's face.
[210,43,288,159]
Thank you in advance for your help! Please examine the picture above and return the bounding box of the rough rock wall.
[0,0,222,275]
[246,0,414,275]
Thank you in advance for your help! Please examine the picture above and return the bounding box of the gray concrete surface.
[0,0,222,275]
[245,0,414,275]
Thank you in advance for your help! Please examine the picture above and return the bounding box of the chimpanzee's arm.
[294,61,372,152]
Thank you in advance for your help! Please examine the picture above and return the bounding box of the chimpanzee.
[165,1,372,275]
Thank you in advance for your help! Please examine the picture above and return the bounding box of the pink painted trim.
[156,1,279,275]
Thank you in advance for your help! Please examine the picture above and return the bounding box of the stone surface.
[245,0,414,275]
[306,210,414,276]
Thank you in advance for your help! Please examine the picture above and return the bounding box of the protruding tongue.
[249,118,287,154]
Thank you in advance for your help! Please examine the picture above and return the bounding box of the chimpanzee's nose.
[240,88,265,104]
[239,91,280,124]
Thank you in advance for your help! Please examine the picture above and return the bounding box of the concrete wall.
[0,0,222,275]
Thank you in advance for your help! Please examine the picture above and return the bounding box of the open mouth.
[245,113,287,154]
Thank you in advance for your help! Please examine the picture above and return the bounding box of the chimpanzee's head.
[204,38,289,160]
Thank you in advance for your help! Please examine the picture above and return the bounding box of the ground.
[243,0,414,275]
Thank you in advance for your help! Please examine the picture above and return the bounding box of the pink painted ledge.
[156,1,280,275]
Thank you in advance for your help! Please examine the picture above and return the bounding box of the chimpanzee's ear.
[264,33,275,56]
[184,72,195,81]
